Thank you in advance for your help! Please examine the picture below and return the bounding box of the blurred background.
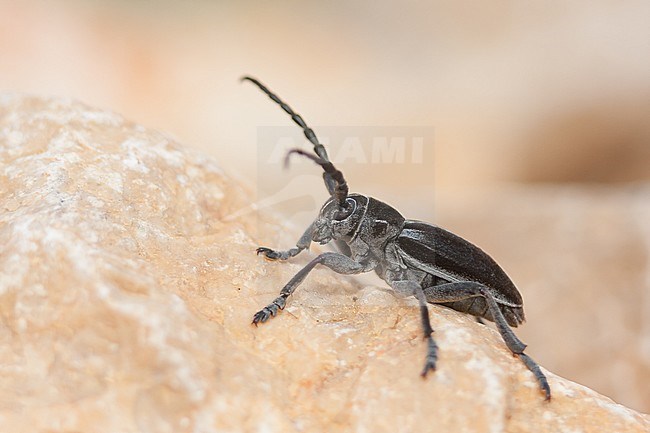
[1,0,648,412]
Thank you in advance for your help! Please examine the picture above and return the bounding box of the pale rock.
[0,95,648,432]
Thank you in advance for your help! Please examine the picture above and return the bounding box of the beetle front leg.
[257,221,314,261]
[423,282,551,400]
[391,281,438,377]
[252,252,366,325]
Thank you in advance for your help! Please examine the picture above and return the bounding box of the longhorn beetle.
[243,76,551,400]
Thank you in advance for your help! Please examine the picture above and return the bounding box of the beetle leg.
[390,281,438,377]
[252,252,366,325]
[423,282,526,352]
[422,282,551,400]
[257,222,315,261]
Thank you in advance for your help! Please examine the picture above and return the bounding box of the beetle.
[243,76,551,400]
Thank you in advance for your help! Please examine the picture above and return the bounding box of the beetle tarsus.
[516,352,551,400]
[256,229,313,261]
[421,336,438,377]
[252,295,288,325]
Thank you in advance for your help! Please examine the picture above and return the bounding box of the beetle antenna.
[285,148,349,209]
[241,76,329,162]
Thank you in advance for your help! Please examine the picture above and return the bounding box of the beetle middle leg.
[422,281,551,400]
[252,252,366,325]
[390,281,438,377]
[256,222,314,261]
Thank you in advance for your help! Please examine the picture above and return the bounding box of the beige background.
[1,1,649,412]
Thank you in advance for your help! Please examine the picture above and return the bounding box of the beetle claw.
[252,309,270,325]
[257,247,280,261]
[420,362,436,378]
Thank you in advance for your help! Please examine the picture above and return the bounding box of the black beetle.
[243,76,550,400]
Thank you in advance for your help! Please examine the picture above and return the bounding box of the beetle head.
[282,148,361,245]
[312,195,367,244]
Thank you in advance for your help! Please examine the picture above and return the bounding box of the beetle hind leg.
[517,353,551,400]
[423,282,526,352]
[422,281,550,400]
[420,308,439,377]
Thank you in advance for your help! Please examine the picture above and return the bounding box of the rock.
[0,95,648,433]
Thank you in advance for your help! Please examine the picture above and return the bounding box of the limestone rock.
[0,95,648,432]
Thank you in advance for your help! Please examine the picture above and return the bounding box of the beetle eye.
[334,207,352,221]
[334,198,355,220]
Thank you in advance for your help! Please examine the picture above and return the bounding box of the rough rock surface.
[0,95,648,433]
